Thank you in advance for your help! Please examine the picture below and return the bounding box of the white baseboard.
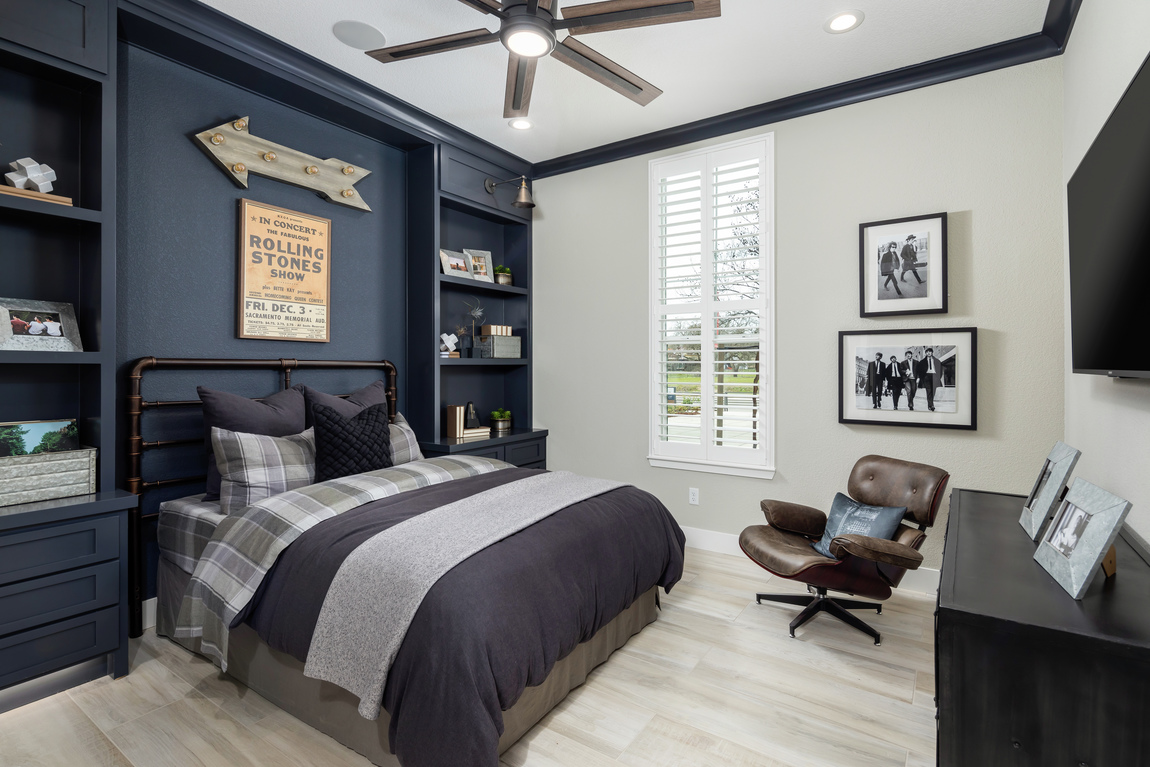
[142,597,157,631]
[680,525,941,596]
[681,525,744,557]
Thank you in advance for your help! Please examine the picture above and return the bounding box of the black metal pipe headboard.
[125,356,398,637]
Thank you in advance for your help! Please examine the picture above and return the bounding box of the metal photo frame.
[439,249,471,279]
[1034,479,1132,600]
[463,248,494,282]
[1019,441,1082,540]
[859,212,948,317]
[0,297,83,352]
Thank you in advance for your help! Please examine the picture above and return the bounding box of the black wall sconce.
[484,175,535,209]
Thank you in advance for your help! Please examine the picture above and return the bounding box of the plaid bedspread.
[172,455,510,668]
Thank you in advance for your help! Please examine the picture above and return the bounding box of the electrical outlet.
[689,487,699,505]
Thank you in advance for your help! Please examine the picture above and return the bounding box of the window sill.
[647,456,776,480]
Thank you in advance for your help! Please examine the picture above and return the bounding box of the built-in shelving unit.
[408,145,547,466]
[0,0,135,703]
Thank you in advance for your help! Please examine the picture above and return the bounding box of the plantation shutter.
[650,137,773,472]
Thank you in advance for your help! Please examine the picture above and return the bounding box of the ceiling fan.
[366,0,721,119]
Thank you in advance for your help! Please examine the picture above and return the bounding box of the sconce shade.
[513,178,535,208]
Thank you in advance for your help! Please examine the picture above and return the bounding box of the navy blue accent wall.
[116,44,409,596]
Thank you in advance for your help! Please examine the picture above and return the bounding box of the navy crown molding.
[115,0,531,177]
[533,0,1083,179]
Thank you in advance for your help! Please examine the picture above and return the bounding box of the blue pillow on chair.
[811,492,907,559]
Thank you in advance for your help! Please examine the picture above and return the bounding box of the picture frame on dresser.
[1034,478,1132,599]
[839,327,977,429]
[1019,441,1082,540]
[859,212,948,317]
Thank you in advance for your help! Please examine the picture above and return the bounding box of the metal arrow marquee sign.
[193,116,372,211]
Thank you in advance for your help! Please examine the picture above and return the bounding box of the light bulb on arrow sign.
[192,116,372,211]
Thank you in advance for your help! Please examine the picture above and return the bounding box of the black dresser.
[938,489,1150,766]
[0,491,136,713]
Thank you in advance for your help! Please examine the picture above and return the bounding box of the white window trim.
[646,133,776,481]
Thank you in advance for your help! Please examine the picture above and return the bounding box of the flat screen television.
[1068,50,1150,377]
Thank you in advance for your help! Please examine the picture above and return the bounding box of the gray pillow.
[212,426,316,515]
[811,492,906,559]
[199,386,307,501]
[298,382,423,465]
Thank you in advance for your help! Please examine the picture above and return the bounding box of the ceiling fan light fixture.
[505,28,552,57]
[824,10,864,34]
[499,6,556,58]
[508,118,534,130]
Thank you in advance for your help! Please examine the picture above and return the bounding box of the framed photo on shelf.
[1019,441,1082,540]
[464,249,494,282]
[0,419,80,456]
[439,249,471,278]
[859,212,948,317]
[1033,479,1131,600]
[0,297,83,352]
[839,327,977,430]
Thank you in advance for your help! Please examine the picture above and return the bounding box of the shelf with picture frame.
[407,145,541,465]
[0,1,136,705]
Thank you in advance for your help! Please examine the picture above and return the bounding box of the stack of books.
[458,427,491,441]
[439,350,460,358]
[480,324,513,336]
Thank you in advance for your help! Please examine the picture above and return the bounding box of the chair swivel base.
[756,587,883,645]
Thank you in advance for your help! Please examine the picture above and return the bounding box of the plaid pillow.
[212,426,316,515]
[390,412,424,465]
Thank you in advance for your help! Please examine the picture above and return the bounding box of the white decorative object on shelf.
[4,157,57,194]
[440,333,458,353]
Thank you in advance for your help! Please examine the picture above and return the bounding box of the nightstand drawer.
[0,607,118,689]
[506,439,545,467]
[0,561,119,637]
[0,516,119,586]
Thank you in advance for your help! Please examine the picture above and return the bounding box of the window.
[648,134,775,479]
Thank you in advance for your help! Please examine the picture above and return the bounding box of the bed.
[127,357,684,767]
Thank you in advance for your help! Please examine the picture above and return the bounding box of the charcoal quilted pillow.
[312,402,393,483]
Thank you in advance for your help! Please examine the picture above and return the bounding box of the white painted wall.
[532,59,1065,569]
[1061,0,1150,542]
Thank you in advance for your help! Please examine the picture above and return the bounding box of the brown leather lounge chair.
[739,455,949,645]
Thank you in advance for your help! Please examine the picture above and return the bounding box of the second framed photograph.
[839,327,977,430]
[463,249,494,282]
[859,212,948,317]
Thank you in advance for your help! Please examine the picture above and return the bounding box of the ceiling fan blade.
[367,29,500,63]
[455,0,505,15]
[550,37,662,106]
[504,54,539,118]
[557,0,719,35]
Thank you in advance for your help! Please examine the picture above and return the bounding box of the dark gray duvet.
[237,467,685,767]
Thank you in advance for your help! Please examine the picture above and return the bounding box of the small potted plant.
[490,408,511,432]
[494,265,512,286]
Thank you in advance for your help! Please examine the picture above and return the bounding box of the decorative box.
[474,335,521,359]
[0,447,97,506]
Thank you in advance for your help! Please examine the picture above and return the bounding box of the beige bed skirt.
[156,555,658,765]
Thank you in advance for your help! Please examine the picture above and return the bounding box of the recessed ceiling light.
[332,20,387,51]
[824,10,864,34]
[508,118,533,130]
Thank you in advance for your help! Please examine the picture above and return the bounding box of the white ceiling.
[199,0,1050,163]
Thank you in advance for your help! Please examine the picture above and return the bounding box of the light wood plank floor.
[0,548,937,767]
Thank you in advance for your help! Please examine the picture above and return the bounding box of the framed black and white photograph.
[859,212,948,317]
[0,297,83,352]
[1019,441,1082,540]
[463,248,494,282]
[439,249,471,278]
[839,327,976,429]
[1034,479,1132,600]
